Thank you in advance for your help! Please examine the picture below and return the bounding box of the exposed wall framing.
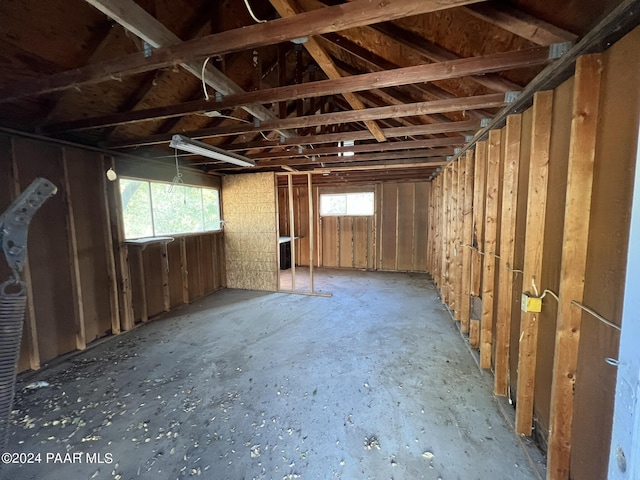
[0,133,224,372]
[427,27,640,480]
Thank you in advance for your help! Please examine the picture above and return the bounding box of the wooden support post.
[454,159,464,322]
[471,142,487,296]
[161,242,171,312]
[134,247,148,323]
[9,147,40,370]
[180,237,189,304]
[480,130,502,369]
[100,156,120,335]
[107,167,134,332]
[515,91,554,431]
[449,163,459,312]
[308,174,315,293]
[547,54,603,480]
[288,174,296,290]
[442,167,452,304]
[494,113,524,396]
[461,150,475,333]
[62,149,86,351]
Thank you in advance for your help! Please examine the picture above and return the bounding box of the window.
[320,192,374,216]
[120,178,221,239]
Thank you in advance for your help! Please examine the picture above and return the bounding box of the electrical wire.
[201,57,212,100]
[571,300,621,332]
[168,148,185,194]
[243,0,267,23]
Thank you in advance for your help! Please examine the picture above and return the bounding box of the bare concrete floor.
[6,270,539,480]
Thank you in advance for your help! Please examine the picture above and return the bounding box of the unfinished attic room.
[2,0,640,479]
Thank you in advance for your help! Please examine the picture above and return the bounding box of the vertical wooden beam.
[308,174,315,293]
[288,174,296,290]
[9,144,40,370]
[61,149,86,351]
[480,130,502,369]
[442,167,451,304]
[161,242,171,312]
[449,163,459,311]
[106,165,134,331]
[454,159,464,321]
[494,113,524,396]
[515,91,554,431]
[461,151,475,333]
[180,237,190,304]
[547,54,603,480]
[471,142,487,296]
[100,156,121,335]
[135,247,148,322]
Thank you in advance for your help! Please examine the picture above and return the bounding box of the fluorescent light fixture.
[170,134,255,167]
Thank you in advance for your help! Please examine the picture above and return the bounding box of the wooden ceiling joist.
[269,0,386,142]
[372,23,522,93]
[107,93,507,148]
[462,2,579,46]
[247,137,464,160]
[42,47,548,133]
[82,0,294,137]
[0,0,488,102]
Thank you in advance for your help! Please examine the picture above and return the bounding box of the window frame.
[319,190,375,217]
[119,176,222,240]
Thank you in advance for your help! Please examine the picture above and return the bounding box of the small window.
[320,192,374,216]
[120,178,221,239]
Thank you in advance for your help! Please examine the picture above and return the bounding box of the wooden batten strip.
[161,243,171,312]
[471,142,487,296]
[180,237,190,304]
[107,169,134,332]
[494,113,524,396]
[9,141,40,370]
[480,130,503,369]
[449,163,459,312]
[461,150,475,333]
[100,156,121,335]
[515,91,554,432]
[134,247,148,322]
[441,168,451,304]
[470,319,480,348]
[547,54,603,480]
[62,149,87,351]
[454,160,464,321]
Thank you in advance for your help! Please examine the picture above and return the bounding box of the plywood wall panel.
[185,236,202,300]
[142,244,164,318]
[414,182,429,272]
[12,138,77,364]
[397,183,415,271]
[0,135,32,372]
[223,173,277,291]
[380,183,398,271]
[353,217,369,269]
[321,216,339,267]
[64,148,113,343]
[338,217,354,268]
[167,240,184,308]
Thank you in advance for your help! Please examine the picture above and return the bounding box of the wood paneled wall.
[0,134,224,371]
[427,27,640,480]
[278,181,430,272]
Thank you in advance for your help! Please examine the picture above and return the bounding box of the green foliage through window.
[120,178,221,239]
